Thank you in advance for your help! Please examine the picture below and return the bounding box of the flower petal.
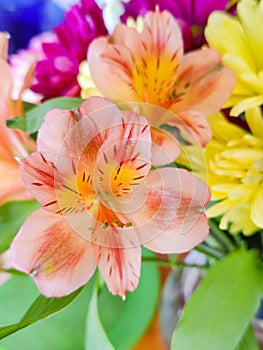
[88,10,183,106]
[230,96,263,117]
[169,110,212,147]
[96,244,141,297]
[20,151,84,215]
[130,168,210,253]
[151,127,181,166]
[94,111,152,206]
[0,60,12,121]
[0,32,9,61]
[37,108,77,161]
[251,181,263,228]
[0,164,32,205]
[11,208,97,297]
[174,49,236,117]
[88,37,140,102]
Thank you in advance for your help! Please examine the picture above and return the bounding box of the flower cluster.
[1,0,263,311]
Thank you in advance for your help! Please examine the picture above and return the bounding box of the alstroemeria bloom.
[205,109,263,235]
[205,0,263,116]
[0,33,35,205]
[88,10,236,147]
[11,97,210,297]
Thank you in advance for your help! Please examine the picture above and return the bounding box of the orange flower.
[0,33,35,205]
[88,10,236,146]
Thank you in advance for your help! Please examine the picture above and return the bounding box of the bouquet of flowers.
[0,0,263,349]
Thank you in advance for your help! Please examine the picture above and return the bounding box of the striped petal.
[11,208,97,297]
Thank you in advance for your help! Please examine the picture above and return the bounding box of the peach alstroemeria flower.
[88,9,236,146]
[11,97,210,297]
[0,32,35,205]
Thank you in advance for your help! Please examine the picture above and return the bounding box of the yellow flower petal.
[205,12,256,71]
[238,0,263,70]
[251,181,263,227]
[245,107,263,138]
[230,96,263,116]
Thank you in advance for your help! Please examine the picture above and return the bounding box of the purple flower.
[122,0,231,51]
[31,0,107,100]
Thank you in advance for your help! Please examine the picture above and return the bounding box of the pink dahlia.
[30,0,107,100]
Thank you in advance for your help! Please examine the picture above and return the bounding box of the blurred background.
[0,0,77,53]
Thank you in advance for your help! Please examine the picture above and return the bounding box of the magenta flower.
[122,0,230,51]
[11,97,210,297]
[30,0,107,100]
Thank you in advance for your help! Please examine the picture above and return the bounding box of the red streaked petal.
[128,168,210,253]
[174,49,236,116]
[96,244,141,297]
[20,152,84,215]
[88,37,140,102]
[141,10,183,61]
[94,111,152,206]
[169,110,212,146]
[11,208,97,297]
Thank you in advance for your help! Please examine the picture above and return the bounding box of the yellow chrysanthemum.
[205,0,263,116]
[77,61,102,99]
[205,108,263,235]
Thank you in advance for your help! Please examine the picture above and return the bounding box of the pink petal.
[0,250,12,285]
[0,60,12,121]
[0,164,32,205]
[0,32,9,61]
[78,96,124,135]
[37,108,77,162]
[20,152,58,211]
[173,49,236,116]
[169,110,212,146]
[88,37,140,102]
[96,244,141,297]
[129,168,210,253]
[20,151,85,215]
[141,10,183,62]
[151,127,181,166]
[11,208,97,297]
[95,111,152,207]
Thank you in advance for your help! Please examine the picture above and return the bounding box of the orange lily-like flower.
[88,10,236,146]
[11,97,210,297]
[0,32,35,205]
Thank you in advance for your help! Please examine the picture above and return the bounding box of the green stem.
[209,219,237,252]
[142,256,209,269]
[195,243,224,259]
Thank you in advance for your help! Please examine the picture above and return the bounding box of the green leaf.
[171,249,263,350]
[0,276,94,350]
[99,248,160,350]
[26,97,84,134]
[6,116,26,132]
[86,284,115,350]
[0,284,84,339]
[0,200,40,254]
[235,324,259,350]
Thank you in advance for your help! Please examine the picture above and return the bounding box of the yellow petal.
[205,12,256,71]
[206,199,233,218]
[238,0,263,70]
[251,181,263,227]
[230,96,263,116]
[245,107,263,138]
